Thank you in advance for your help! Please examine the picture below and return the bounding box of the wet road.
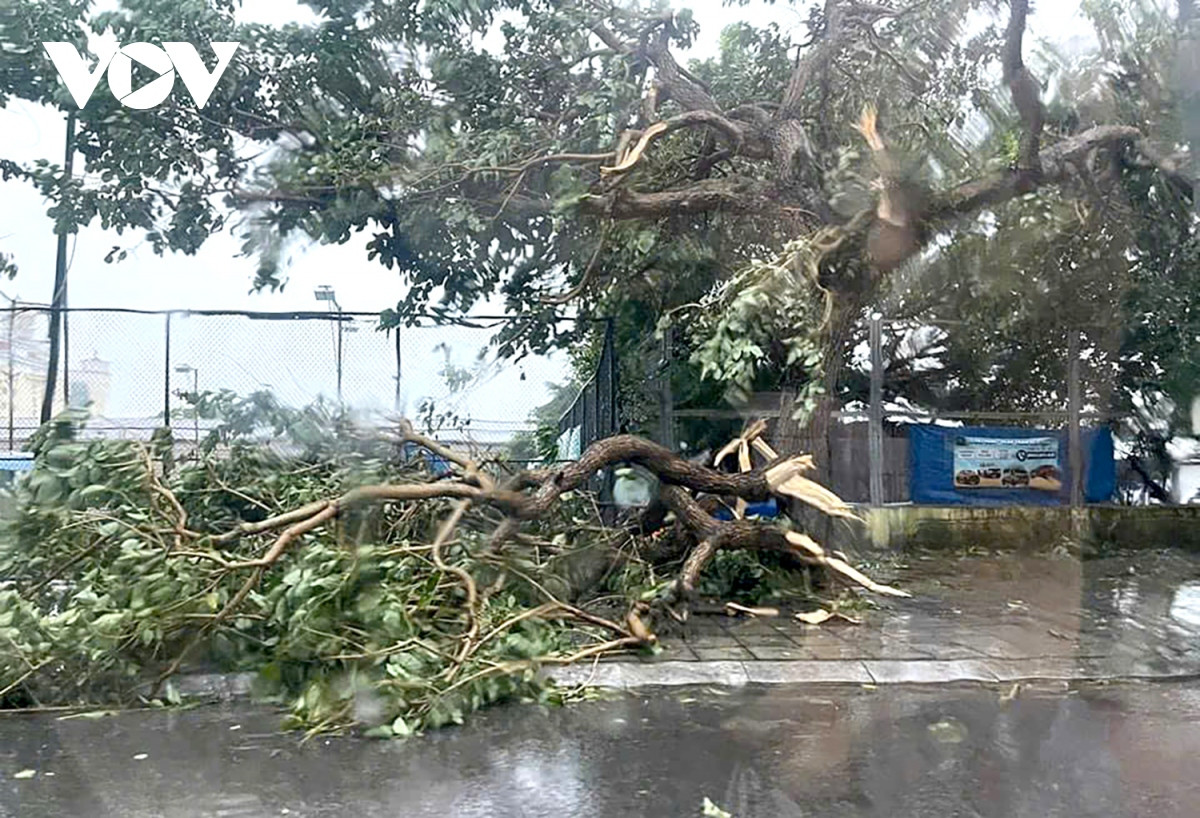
[3,680,1200,817]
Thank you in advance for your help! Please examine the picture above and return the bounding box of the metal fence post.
[63,299,69,409]
[869,313,884,508]
[394,324,402,413]
[7,301,14,451]
[658,325,675,450]
[1068,329,1083,510]
[163,312,172,429]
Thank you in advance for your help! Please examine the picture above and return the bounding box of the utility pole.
[314,285,343,405]
[41,112,75,424]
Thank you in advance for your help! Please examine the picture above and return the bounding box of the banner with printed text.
[952,435,1062,491]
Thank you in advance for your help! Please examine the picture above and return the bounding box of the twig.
[137,444,189,550]
[538,221,613,305]
[154,502,340,691]
[0,659,53,700]
[432,500,480,681]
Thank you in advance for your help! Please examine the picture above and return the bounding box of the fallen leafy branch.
[0,404,903,736]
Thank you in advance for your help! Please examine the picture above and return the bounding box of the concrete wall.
[838,504,1200,553]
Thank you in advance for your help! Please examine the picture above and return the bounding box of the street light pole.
[314,285,343,406]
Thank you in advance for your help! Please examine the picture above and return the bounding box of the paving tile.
[743,660,872,684]
[693,645,756,661]
[727,634,798,649]
[844,640,939,660]
[1080,655,1200,680]
[862,660,998,684]
[681,634,743,648]
[546,663,627,688]
[981,658,1089,681]
[945,634,1032,659]
[901,642,988,660]
[792,635,864,660]
[724,620,788,636]
[745,645,809,661]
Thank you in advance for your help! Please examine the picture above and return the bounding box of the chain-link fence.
[0,306,575,456]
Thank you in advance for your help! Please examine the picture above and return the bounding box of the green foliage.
[695,551,802,606]
[0,401,619,735]
[680,238,828,419]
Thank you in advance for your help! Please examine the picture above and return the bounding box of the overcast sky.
[0,0,1088,431]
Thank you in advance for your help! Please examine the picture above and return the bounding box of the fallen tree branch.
[146,430,898,694]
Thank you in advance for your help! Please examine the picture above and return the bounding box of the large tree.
[243,0,1196,472]
[6,1,1197,439]
[5,0,1200,724]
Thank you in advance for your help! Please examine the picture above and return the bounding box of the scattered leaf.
[927,717,968,744]
[724,602,780,618]
[702,796,733,818]
[57,710,119,721]
[795,609,833,625]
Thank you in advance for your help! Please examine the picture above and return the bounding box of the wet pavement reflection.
[6,549,1200,817]
[3,680,1200,817]
[619,549,1200,682]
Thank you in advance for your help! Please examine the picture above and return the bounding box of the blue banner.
[910,425,1115,505]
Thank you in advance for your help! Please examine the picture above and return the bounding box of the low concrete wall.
[840,504,1200,552]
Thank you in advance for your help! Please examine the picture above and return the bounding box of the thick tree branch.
[643,31,721,115]
[1003,0,1045,176]
[932,125,1144,218]
[601,110,760,178]
[502,177,782,222]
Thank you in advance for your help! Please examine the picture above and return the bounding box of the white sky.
[0,0,1089,430]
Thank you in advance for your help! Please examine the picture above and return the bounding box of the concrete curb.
[546,657,1200,689]
[175,659,1200,702]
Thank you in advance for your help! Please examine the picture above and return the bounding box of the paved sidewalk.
[550,549,1200,689]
